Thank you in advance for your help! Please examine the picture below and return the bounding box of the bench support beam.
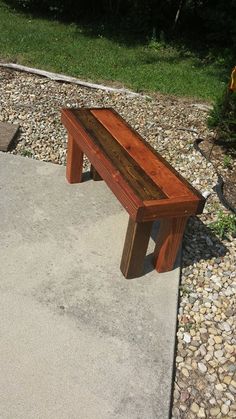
[66,134,84,183]
[120,217,153,279]
[153,216,188,273]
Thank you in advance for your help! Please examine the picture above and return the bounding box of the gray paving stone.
[0,121,19,151]
[0,153,180,419]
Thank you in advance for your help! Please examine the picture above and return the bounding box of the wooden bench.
[61,107,205,279]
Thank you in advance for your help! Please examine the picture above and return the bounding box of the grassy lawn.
[0,1,228,101]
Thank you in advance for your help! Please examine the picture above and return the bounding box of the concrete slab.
[0,152,180,419]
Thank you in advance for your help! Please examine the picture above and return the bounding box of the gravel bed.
[1,67,235,418]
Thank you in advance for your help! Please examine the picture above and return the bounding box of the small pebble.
[197,407,206,418]
[221,404,230,415]
[181,368,189,378]
[183,332,191,343]
[190,402,200,413]
[198,362,207,373]
[210,406,221,415]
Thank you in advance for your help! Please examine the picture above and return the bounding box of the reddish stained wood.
[62,108,205,221]
[91,108,195,199]
[153,216,188,273]
[62,109,145,220]
[62,107,206,277]
[137,196,205,222]
[72,109,166,201]
[120,217,153,279]
[66,133,84,183]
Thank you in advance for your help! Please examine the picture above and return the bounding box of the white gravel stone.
[215,350,224,359]
[215,383,226,392]
[210,406,221,415]
[181,368,190,378]
[183,332,191,343]
[198,362,207,373]
[197,407,206,418]
[190,402,200,413]
[222,322,231,332]
[221,404,230,415]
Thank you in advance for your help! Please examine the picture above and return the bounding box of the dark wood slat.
[92,108,204,202]
[112,107,205,204]
[72,109,167,202]
[91,109,191,198]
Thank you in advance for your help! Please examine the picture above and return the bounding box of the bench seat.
[61,107,205,278]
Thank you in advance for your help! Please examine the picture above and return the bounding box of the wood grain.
[62,108,145,220]
[72,109,166,201]
[66,133,84,183]
[153,216,188,273]
[120,217,153,278]
[110,108,205,202]
[91,108,200,200]
[62,107,205,221]
[139,196,205,221]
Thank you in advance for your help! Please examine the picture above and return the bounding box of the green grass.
[0,1,228,100]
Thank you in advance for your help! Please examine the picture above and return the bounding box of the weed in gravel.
[209,210,236,239]
[223,154,233,168]
[21,148,33,158]
[208,88,236,144]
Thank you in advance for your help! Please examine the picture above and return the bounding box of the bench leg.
[66,134,84,183]
[120,217,153,279]
[153,217,188,273]
[90,164,103,181]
